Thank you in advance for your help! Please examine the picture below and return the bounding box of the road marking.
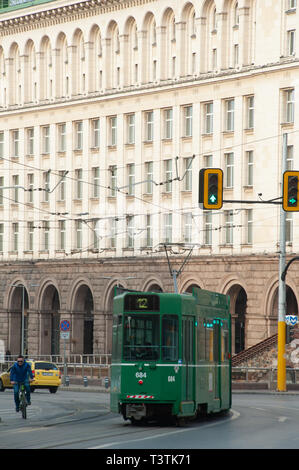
[278,416,288,422]
[89,409,240,449]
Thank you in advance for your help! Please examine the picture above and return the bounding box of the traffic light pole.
[277,133,288,392]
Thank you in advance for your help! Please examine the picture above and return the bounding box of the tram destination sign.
[124,294,160,312]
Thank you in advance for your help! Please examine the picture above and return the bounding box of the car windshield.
[34,362,58,371]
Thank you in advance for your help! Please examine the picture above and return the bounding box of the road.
[1,389,299,450]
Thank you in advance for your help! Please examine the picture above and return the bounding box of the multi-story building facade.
[0,0,298,358]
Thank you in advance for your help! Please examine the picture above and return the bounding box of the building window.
[204,211,212,245]
[75,220,83,249]
[287,30,296,55]
[75,169,83,199]
[183,213,192,243]
[0,176,4,205]
[91,119,100,148]
[164,108,173,139]
[27,222,34,251]
[145,161,153,194]
[234,44,239,67]
[225,152,234,188]
[75,121,83,150]
[285,88,295,123]
[26,128,34,156]
[225,99,234,131]
[145,111,154,142]
[43,220,50,251]
[164,213,172,243]
[246,209,253,244]
[183,105,192,137]
[288,0,297,9]
[12,129,19,157]
[127,114,135,145]
[42,126,50,154]
[204,154,213,167]
[59,220,66,250]
[165,159,172,193]
[27,174,34,203]
[43,171,50,203]
[12,222,19,252]
[246,96,254,129]
[92,167,100,198]
[145,214,153,247]
[246,151,253,186]
[184,157,192,191]
[204,102,213,134]
[110,218,117,248]
[0,223,4,252]
[127,163,135,196]
[127,215,134,248]
[58,170,66,201]
[12,174,19,203]
[0,132,4,159]
[287,145,294,170]
[109,116,117,146]
[224,211,233,244]
[58,123,66,152]
[109,165,117,197]
[92,219,99,250]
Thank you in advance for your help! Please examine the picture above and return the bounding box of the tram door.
[182,316,195,402]
[213,322,221,402]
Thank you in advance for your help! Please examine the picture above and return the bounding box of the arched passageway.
[9,285,29,355]
[40,285,60,356]
[72,285,94,355]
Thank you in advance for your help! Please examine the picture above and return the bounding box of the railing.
[232,366,299,390]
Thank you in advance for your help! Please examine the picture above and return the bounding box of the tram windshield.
[123,315,160,360]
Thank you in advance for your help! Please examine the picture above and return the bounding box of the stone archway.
[147,284,163,292]
[183,283,201,294]
[72,285,94,355]
[9,285,29,355]
[40,285,60,356]
[226,284,247,354]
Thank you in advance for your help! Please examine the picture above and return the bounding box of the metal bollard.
[83,376,88,387]
[65,376,70,387]
[104,377,109,389]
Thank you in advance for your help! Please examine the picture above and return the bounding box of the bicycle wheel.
[20,388,27,419]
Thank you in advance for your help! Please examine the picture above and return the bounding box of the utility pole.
[277,133,288,392]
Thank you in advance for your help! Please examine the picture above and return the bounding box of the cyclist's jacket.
[10,360,33,383]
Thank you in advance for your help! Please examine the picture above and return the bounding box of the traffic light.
[199,168,223,210]
[283,171,299,211]
[286,325,296,344]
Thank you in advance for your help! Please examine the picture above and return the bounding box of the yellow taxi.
[0,360,61,394]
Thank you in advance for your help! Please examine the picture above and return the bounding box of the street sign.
[60,331,70,340]
[285,315,298,326]
[60,320,70,332]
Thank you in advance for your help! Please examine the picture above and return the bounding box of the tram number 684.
[168,376,175,382]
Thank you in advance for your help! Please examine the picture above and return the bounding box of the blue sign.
[60,320,70,332]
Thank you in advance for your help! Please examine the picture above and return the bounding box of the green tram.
[110,287,231,423]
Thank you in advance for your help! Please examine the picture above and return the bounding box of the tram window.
[197,318,205,361]
[162,315,179,361]
[222,324,229,360]
[123,315,159,360]
[205,326,213,362]
[213,324,220,361]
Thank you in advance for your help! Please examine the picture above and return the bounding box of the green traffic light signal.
[283,171,299,212]
[198,168,223,210]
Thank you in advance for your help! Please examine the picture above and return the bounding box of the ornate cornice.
[0,0,155,35]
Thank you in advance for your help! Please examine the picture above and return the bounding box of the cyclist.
[10,355,34,412]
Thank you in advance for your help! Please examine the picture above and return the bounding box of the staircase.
[232,334,278,367]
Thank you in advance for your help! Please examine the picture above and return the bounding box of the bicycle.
[18,383,27,419]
